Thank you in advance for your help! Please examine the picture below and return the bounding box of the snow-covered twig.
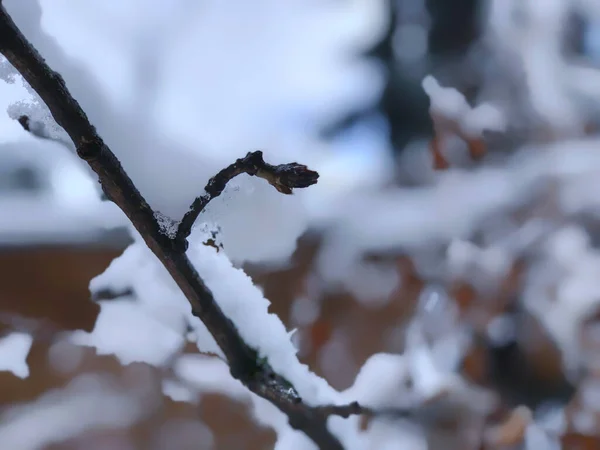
[0,6,346,449]
[177,150,319,245]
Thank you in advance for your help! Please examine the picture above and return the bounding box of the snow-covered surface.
[82,228,341,406]
[0,373,155,450]
[71,296,186,366]
[0,332,33,379]
[422,75,506,137]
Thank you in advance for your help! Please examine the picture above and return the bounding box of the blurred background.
[2,0,600,449]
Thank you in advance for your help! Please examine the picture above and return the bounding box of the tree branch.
[18,114,48,139]
[16,114,115,203]
[0,5,344,449]
[177,150,318,244]
[17,114,73,148]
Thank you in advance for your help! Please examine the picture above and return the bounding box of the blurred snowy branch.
[0,372,155,450]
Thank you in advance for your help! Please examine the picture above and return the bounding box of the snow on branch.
[422,75,506,170]
[0,5,362,449]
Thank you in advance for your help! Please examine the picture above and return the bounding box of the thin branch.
[92,287,135,302]
[177,150,318,243]
[18,114,48,139]
[17,114,73,148]
[16,114,114,202]
[316,401,454,424]
[317,402,376,419]
[0,6,342,449]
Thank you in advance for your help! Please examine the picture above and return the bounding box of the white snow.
[71,298,186,366]
[0,374,150,450]
[0,332,33,379]
[422,75,506,137]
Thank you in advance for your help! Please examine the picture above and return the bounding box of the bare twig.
[17,114,32,131]
[92,287,135,302]
[18,114,48,138]
[17,114,113,202]
[314,402,408,422]
[0,6,343,449]
[17,114,74,148]
[177,150,318,244]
